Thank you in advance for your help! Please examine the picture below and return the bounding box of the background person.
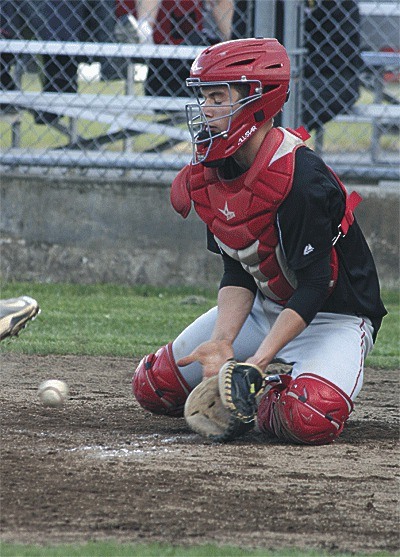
[274,0,361,130]
[36,0,116,123]
[302,0,361,130]
[1,1,116,123]
[117,0,234,96]
[0,1,41,111]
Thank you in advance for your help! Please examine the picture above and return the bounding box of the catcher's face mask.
[185,80,262,165]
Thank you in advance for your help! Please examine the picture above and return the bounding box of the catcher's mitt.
[219,360,265,423]
[184,376,253,443]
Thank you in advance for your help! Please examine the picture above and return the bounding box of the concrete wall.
[1,172,399,288]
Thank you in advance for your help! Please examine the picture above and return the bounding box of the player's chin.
[196,127,220,141]
[209,127,224,137]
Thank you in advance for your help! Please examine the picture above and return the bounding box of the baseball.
[38,380,69,407]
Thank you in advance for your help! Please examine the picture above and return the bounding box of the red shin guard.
[132,342,191,417]
[257,373,353,445]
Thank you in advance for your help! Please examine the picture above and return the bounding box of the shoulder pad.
[286,126,311,141]
[170,164,192,218]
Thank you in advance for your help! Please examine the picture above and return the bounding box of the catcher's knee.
[132,342,191,417]
[256,373,353,445]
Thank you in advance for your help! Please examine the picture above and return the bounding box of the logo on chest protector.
[218,201,236,220]
[238,125,257,146]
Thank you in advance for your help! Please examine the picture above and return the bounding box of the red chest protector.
[171,127,361,304]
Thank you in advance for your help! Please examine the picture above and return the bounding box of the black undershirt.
[207,146,387,338]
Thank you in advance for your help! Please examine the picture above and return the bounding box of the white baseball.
[38,380,69,407]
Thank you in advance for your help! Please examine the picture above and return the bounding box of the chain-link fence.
[0,0,399,181]
[299,0,399,181]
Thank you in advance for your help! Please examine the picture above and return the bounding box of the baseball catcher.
[132,38,386,445]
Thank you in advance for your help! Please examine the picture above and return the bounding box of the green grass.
[368,288,399,369]
[0,542,397,557]
[0,282,398,369]
[0,282,216,357]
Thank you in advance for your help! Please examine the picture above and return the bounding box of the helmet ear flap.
[261,84,290,103]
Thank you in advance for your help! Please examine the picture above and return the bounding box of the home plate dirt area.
[1,353,398,554]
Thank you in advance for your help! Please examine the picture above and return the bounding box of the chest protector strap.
[330,167,362,243]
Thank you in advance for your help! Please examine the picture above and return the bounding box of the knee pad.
[257,373,353,445]
[132,342,191,417]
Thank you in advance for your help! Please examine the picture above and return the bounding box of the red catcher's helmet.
[185,38,290,165]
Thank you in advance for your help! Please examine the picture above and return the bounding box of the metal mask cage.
[185,78,263,163]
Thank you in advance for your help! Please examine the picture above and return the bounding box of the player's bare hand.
[177,340,234,379]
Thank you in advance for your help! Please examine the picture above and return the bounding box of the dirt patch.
[0,352,399,554]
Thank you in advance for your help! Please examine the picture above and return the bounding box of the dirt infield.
[1,352,399,554]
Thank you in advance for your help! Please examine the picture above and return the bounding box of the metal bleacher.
[315,50,400,181]
[0,40,207,171]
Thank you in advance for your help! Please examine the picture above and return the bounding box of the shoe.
[0,296,40,341]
